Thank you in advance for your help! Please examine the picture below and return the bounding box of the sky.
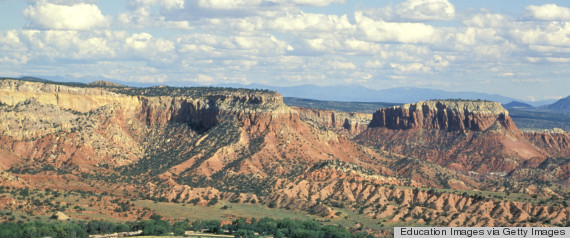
[0,0,569,101]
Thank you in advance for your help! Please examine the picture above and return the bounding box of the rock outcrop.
[51,211,71,221]
[357,100,547,173]
[524,131,570,158]
[369,100,517,132]
[293,107,371,137]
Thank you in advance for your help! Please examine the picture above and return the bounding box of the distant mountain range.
[503,101,534,109]
[9,76,562,107]
[548,95,570,112]
[218,83,558,106]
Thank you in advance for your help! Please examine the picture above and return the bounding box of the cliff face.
[293,107,371,137]
[357,100,546,173]
[369,100,518,132]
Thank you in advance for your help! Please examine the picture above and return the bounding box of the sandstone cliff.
[368,100,517,132]
[357,100,547,173]
[293,107,371,137]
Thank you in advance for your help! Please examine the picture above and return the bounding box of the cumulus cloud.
[126,0,184,10]
[197,0,262,10]
[526,4,570,21]
[0,30,23,49]
[125,32,175,60]
[176,33,292,58]
[509,21,570,47]
[463,13,510,28]
[119,0,192,29]
[364,60,384,68]
[394,0,455,21]
[330,61,356,70]
[363,0,455,21]
[355,12,441,44]
[268,12,353,32]
[291,0,344,7]
[3,0,570,99]
[17,30,115,60]
[23,1,110,30]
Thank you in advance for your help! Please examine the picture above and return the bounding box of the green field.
[132,200,323,222]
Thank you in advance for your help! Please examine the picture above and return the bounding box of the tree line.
[0,216,373,238]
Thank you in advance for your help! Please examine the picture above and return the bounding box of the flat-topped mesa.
[369,100,518,132]
[0,79,292,133]
[0,79,286,112]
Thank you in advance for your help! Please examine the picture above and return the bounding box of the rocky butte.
[368,100,517,132]
[356,100,558,173]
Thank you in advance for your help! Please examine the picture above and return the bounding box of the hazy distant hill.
[503,101,534,109]
[10,76,559,106]
[548,96,570,113]
[220,83,530,104]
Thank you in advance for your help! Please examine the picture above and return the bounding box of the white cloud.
[160,0,185,9]
[528,45,570,53]
[127,0,184,10]
[510,21,570,47]
[449,27,505,49]
[394,0,455,21]
[364,60,384,68]
[291,0,344,7]
[125,32,175,55]
[526,4,570,21]
[23,1,110,30]
[19,30,115,59]
[118,3,192,30]
[363,0,454,21]
[426,55,450,70]
[176,33,292,58]
[0,30,23,49]
[511,78,549,84]
[355,12,441,44]
[330,61,356,70]
[197,0,262,10]
[269,12,353,32]
[390,63,427,73]
[302,35,341,53]
[463,13,509,28]
[526,57,570,63]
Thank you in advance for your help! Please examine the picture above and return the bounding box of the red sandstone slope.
[524,131,570,158]
[355,100,548,173]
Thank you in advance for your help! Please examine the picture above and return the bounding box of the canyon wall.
[369,100,518,132]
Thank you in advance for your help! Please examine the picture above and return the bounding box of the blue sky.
[1,0,570,101]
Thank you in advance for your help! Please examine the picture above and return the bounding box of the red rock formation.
[369,100,518,132]
[524,131,570,158]
[357,100,547,173]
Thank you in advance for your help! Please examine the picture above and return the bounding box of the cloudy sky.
[1,0,569,101]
